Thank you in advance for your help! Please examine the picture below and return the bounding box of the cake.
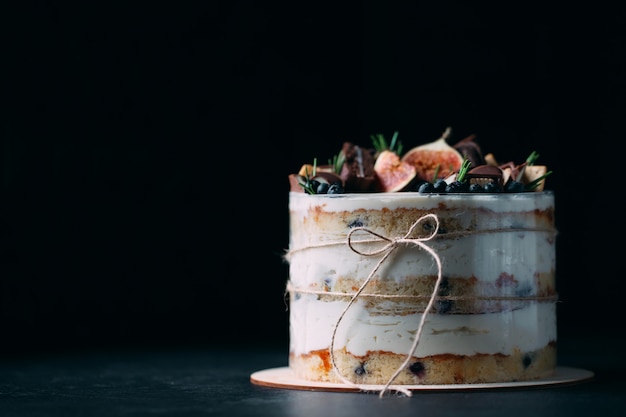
[285,128,557,395]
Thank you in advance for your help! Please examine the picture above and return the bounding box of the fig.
[401,127,464,182]
[373,150,417,192]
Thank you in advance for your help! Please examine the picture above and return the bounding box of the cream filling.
[289,296,556,357]
[288,231,554,287]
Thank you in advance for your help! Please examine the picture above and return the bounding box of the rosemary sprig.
[526,151,540,165]
[525,170,553,191]
[329,152,346,175]
[371,131,403,155]
[455,159,472,183]
[432,164,441,183]
[298,158,319,194]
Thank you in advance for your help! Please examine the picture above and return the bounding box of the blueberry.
[309,179,321,191]
[522,354,532,368]
[354,364,366,376]
[436,300,453,314]
[436,277,453,314]
[409,362,425,378]
[514,283,533,297]
[468,183,484,193]
[327,182,344,194]
[483,182,501,193]
[316,182,330,194]
[445,180,469,193]
[418,182,435,193]
[433,179,448,193]
[348,219,364,228]
[505,180,524,193]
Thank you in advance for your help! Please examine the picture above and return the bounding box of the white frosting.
[289,295,556,356]
[287,191,557,358]
[288,191,555,214]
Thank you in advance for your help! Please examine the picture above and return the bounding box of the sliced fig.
[401,127,464,182]
[373,150,417,192]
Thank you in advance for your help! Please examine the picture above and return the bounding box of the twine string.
[284,226,557,261]
[328,213,443,398]
[286,216,558,397]
[285,284,557,303]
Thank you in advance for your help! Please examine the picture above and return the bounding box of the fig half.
[373,150,417,192]
[401,127,464,182]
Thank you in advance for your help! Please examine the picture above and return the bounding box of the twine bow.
[329,213,444,398]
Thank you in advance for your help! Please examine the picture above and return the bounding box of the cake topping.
[340,142,377,192]
[466,165,504,187]
[400,127,464,183]
[372,150,417,192]
[290,127,552,194]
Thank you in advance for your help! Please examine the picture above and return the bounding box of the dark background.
[3,2,624,357]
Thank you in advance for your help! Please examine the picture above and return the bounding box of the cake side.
[286,191,557,385]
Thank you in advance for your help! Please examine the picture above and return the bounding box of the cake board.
[250,366,594,393]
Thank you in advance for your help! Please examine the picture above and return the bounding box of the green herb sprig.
[329,151,346,175]
[371,131,403,155]
[455,159,472,183]
[526,151,540,165]
[298,158,318,194]
[525,170,553,191]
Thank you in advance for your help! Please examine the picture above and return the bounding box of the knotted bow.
[330,213,444,398]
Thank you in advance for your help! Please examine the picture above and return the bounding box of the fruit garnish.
[401,127,464,183]
[373,149,417,192]
[288,126,552,195]
[524,169,553,191]
[294,158,344,194]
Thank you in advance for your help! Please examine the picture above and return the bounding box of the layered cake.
[285,128,557,394]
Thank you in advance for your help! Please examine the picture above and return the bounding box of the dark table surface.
[0,334,624,417]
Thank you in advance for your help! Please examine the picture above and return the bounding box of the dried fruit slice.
[373,150,417,192]
[521,165,548,191]
[401,127,464,182]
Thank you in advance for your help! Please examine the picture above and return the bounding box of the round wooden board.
[250,366,594,393]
